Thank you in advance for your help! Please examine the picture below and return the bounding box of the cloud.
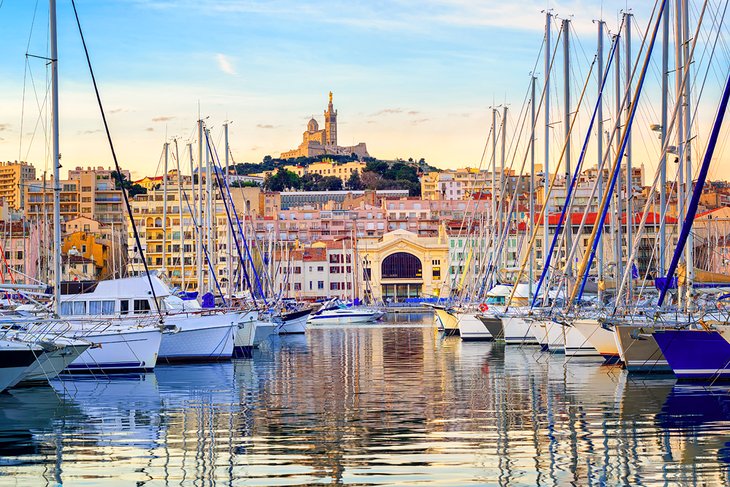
[145,127,155,132]
[0,123,10,132]
[152,116,175,122]
[411,118,430,125]
[109,108,126,114]
[216,53,236,75]
[256,124,275,129]
[77,129,103,135]
[407,110,420,116]
[371,108,403,116]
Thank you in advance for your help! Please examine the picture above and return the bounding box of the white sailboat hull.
[501,315,538,345]
[20,340,90,383]
[160,313,237,362]
[66,326,162,373]
[571,319,619,361]
[545,321,566,352]
[457,312,492,341]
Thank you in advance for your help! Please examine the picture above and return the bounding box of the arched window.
[381,252,422,279]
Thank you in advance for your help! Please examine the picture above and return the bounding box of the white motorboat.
[233,310,258,357]
[275,308,312,335]
[308,300,384,326]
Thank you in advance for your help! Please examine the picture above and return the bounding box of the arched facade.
[381,252,422,279]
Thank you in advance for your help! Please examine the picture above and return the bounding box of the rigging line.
[70,0,162,318]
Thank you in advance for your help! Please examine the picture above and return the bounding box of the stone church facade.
[280,92,370,160]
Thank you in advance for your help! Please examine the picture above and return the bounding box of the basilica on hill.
[280,92,370,160]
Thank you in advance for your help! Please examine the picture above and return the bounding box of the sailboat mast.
[660,4,669,276]
[50,0,61,311]
[674,0,685,307]
[500,105,507,272]
[174,140,185,291]
[624,13,633,303]
[197,120,204,292]
[597,20,605,304]
[613,31,623,298]
[562,18,572,280]
[529,75,536,299]
[163,142,169,276]
[205,128,213,293]
[224,122,232,302]
[682,0,693,305]
[543,11,551,274]
[491,107,497,285]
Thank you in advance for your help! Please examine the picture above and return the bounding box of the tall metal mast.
[543,11,552,275]
[562,18,572,279]
[659,3,669,276]
[682,0,693,306]
[50,0,61,311]
[675,0,685,308]
[197,120,204,292]
[174,140,185,291]
[491,107,498,285]
[613,32,623,297]
[624,12,633,302]
[597,19,605,304]
[205,128,213,292]
[529,75,537,298]
[224,122,232,302]
[501,105,507,271]
[163,142,169,276]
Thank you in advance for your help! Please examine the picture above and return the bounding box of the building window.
[317,281,324,290]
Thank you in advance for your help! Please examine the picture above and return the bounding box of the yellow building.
[357,228,449,302]
[0,161,35,209]
[62,230,111,279]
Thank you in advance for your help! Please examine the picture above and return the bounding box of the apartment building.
[0,161,36,209]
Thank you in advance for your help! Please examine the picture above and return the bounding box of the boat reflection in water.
[0,314,729,485]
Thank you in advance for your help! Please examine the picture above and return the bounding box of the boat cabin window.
[120,300,129,315]
[88,300,116,315]
[134,299,151,314]
[60,301,87,316]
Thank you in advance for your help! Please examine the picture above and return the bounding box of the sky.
[0,0,728,181]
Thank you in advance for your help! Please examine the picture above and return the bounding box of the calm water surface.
[1,312,729,486]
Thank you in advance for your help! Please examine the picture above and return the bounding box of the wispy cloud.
[77,129,103,135]
[152,115,175,122]
[407,110,420,116]
[145,127,155,132]
[216,53,236,75]
[0,123,10,132]
[256,123,275,129]
[371,108,403,116]
[411,118,430,125]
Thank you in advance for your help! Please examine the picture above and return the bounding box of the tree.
[112,170,147,196]
[321,176,343,191]
[346,170,364,190]
[264,168,300,191]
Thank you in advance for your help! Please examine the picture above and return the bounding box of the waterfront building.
[356,228,449,301]
[0,161,36,209]
[273,239,356,302]
[280,92,369,160]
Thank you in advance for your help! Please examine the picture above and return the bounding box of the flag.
[631,263,639,279]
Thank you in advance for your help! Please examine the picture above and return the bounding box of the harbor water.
[1,312,729,485]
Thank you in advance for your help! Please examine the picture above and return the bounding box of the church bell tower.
[324,91,337,146]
